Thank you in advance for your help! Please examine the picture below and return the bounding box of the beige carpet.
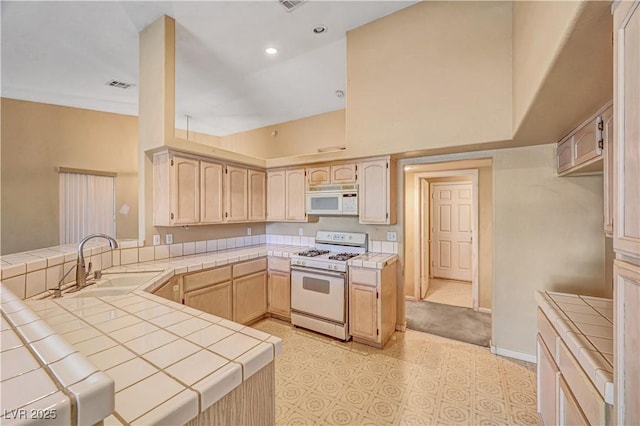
[405,300,492,347]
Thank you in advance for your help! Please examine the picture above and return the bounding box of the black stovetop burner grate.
[328,252,359,261]
[297,249,330,257]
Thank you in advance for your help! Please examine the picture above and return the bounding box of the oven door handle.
[291,266,346,279]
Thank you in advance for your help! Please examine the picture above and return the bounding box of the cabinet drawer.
[558,340,607,425]
[183,266,231,293]
[537,309,559,360]
[233,258,267,278]
[350,268,378,286]
[268,257,290,273]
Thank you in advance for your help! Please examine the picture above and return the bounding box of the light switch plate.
[247,227,252,236]
[165,234,173,244]
[386,232,397,241]
[152,235,161,246]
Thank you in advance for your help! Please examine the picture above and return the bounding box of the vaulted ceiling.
[1,1,416,136]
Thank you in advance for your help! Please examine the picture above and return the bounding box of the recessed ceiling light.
[265,47,278,55]
[313,25,327,34]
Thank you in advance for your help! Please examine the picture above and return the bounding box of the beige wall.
[492,144,606,355]
[345,1,512,157]
[214,110,345,160]
[1,98,139,254]
[512,1,584,131]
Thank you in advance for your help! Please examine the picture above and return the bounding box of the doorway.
[403,161,492,346]
[425,180,473,308]
[415,171,479,310]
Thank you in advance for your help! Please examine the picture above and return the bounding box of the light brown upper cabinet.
[267,168,307,222]
[225,165,248,222]
[200,160,224,224]
[556,102,612,176]
[153,150,266,226]
[267,170,286,221]
[358,157,396,224]
[286,168,307,221]
[153,151,200,226]
[331,163,357,184]
[307,163,357,186]
[601,105,614,237]
[307,166,331,186]
[248,169,266,222]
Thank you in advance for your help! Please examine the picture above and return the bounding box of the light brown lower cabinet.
[348,262,397,348]
[233,271,268,325]
[184,281,233,321]
[559,377,589,426]
[349,284,378,341]
[152,277,181,304]
[268,270,290,319]
[537,335,559,426]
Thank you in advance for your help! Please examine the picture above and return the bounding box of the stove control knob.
[328,265,333,270]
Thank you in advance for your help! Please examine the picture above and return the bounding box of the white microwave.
[306,184,358,216]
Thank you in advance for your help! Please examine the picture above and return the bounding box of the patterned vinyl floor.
[253,318,540,426]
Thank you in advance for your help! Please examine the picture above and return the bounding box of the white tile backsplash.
[196,240,207,254]
[206,239,217,252]
[183,242,195,256]
[169,244,183,258]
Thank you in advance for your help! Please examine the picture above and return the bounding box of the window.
[59,168,116,244]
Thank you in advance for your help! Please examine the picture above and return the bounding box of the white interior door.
[431,182,473,282]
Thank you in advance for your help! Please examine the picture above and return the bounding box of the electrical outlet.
[298,227,304,236]
[386,231,397,241]
[152,235,161,246]
[247,227,252,236]
[165,234,173,244]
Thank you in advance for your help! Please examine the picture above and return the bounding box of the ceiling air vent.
[278,0,305,12]
[105,80,135,89]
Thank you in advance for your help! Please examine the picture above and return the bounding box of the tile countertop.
[1,243,393,425]
[536,291,614,404]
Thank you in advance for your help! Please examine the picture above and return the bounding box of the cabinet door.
[557,139,574,174]
[614,1,640,259]
[331,163,357,184]
[153,278,181,304]
[614,260,640,425]
[248,169,266,222]
[537,335,559,426]
[233,271,267,324]
[602,106,614,236]
[558,377,589,426]
[573,121,600,166]
[358,158,389,224]
[349,284,378,342]
[268,270,290,318]
[171,155,200,224]
[267,170,286,221]
[285,168,306,221]
[200,160,224,224]
[225,165,248,222]
[307,166,330,186]
[184,281,233,320]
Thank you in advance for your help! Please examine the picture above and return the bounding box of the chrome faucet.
[75,234,118,291]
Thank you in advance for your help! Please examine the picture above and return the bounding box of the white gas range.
[290,231,368,341]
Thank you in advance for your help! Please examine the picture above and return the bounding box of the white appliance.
[306,184,358,216]
[290,231,368,340]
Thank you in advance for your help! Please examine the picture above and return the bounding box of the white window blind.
[59,170,116,244]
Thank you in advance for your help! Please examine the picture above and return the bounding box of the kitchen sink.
[64,271,162,298]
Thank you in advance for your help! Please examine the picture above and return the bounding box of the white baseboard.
[478,307,492,314]
[491,346,537,364]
